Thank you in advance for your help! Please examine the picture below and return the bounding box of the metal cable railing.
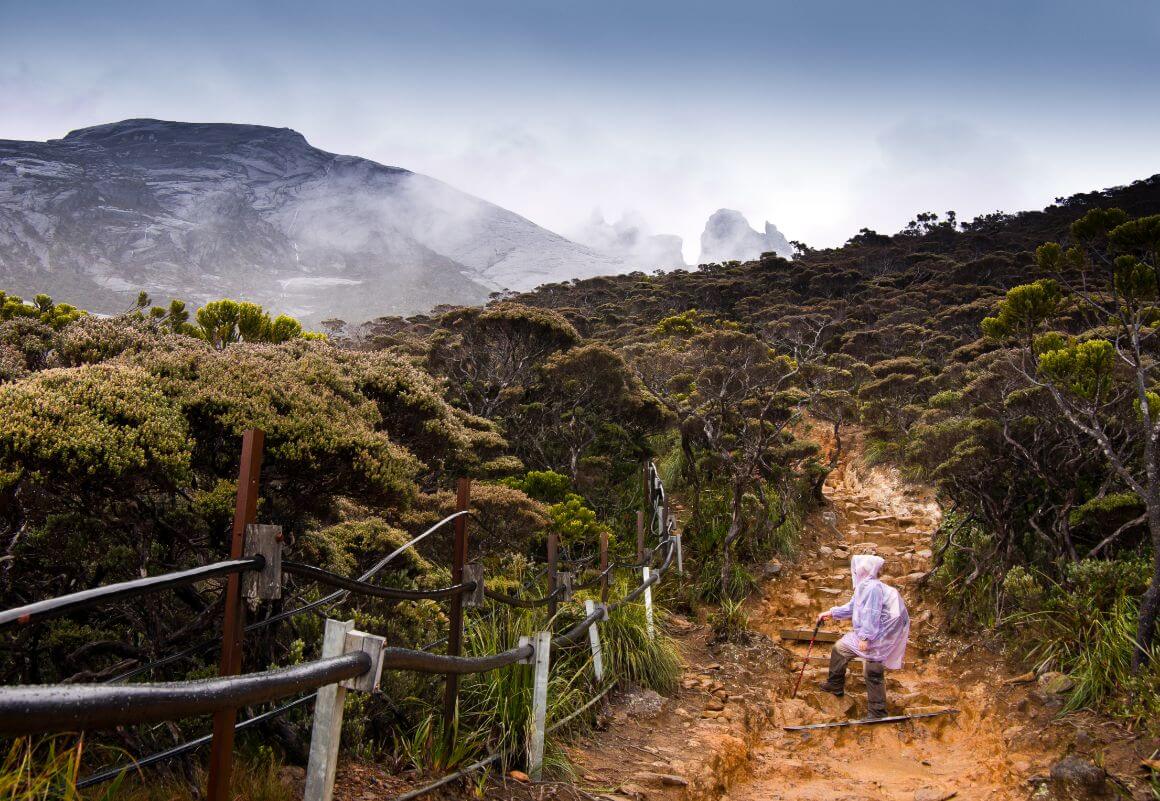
[282,561,476,601]
[483,586,562,608]
[0,458,680,801]
[0,653,370,736]
[105,511,475,685]
[0,557,264,630]
[74,542,672,792]
[76,562,558,788]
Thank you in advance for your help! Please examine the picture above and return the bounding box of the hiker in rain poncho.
[816,554,909,718]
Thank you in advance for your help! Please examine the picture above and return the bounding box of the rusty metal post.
[599,530,610,604]
[442,477,470,749]
[641,460,650,537]
[207,428,264,801]
[546,532,559,619]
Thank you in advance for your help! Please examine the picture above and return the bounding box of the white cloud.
[847,118,1043,237]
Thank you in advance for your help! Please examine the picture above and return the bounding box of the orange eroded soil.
[331,431,1155,801]
[560,431,1155,801]
[731,435,1042,801]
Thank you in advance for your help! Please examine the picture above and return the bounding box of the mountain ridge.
[0,118,630,323]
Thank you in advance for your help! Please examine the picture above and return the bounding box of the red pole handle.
[791,620,823,699]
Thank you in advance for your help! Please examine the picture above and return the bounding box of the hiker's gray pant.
[825,640,887,716]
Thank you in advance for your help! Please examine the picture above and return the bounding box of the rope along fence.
[0,429,681,801]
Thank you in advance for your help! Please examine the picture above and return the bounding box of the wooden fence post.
[584,600,604,683]
[242,524,283,602]
[527,631,552,781]
[598,531,609,605]
[304,619,354,801]
[442,478,471,750]
[636,511,645,565]
[304,620,385,801]
[207,428,264,801]
[546,532,559,619]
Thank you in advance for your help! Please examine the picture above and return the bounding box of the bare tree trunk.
[1133,430,1160,671]
[1133,494,1160,671]
[681,432,702,525]
[812,418,841,503]
[829,418,843,470]
[720,484,744,598]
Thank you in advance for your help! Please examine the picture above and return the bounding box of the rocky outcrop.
[698,209,792,265]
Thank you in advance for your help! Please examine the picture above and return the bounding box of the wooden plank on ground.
[779,629,840,643]
[784,708,958,731]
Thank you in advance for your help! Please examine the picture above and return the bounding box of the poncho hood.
[851,554,885,588]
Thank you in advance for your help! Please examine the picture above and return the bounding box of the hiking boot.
[817,682,844,697]
[866,708,889,720]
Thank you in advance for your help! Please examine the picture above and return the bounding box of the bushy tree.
[425,303,579,418]
[982,209,1160,668]
[0,322,507,691]
[0,291,84,330]
[630,325,808,594]
[193,299,307,348]
[514,343,668,482]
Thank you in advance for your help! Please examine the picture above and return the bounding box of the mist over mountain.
[0,119,635,323]
[698,208,793,264]
[571,210,686,270]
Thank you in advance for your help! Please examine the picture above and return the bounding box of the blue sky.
[2,0,1158,257]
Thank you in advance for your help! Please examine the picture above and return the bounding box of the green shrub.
[546,493,610,548]
[1001,559,1158,728]
[710,597,751,643]
[504,470,572,504]
[598,585,681,694]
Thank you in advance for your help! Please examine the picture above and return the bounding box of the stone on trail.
[803,689,858,720]
[1038,672,1076,694]
[1048,755,1108,797]
[613,782,650,800]
[632,772,689,787]
[914,789,958,801]
[775,697,817,727]
[789,590,813,608]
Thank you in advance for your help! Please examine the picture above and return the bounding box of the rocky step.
[790,653,916,670]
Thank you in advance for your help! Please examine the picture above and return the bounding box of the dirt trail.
[329,431,1153,801]
[560,430,1120,801]
[733,432,1046,801]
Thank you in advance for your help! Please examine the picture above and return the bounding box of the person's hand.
[859,639,870,652]
[816,611,832,624]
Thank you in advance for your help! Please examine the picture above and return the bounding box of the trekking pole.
[791,620,823,699]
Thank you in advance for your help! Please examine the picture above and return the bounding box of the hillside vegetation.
[1,174,1159,793]
[366,173,1160,723]
[477,173,1160,725]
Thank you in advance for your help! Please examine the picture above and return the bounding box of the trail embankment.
[557,429,1155,801]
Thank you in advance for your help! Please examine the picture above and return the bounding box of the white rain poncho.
[825,554,910,670]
